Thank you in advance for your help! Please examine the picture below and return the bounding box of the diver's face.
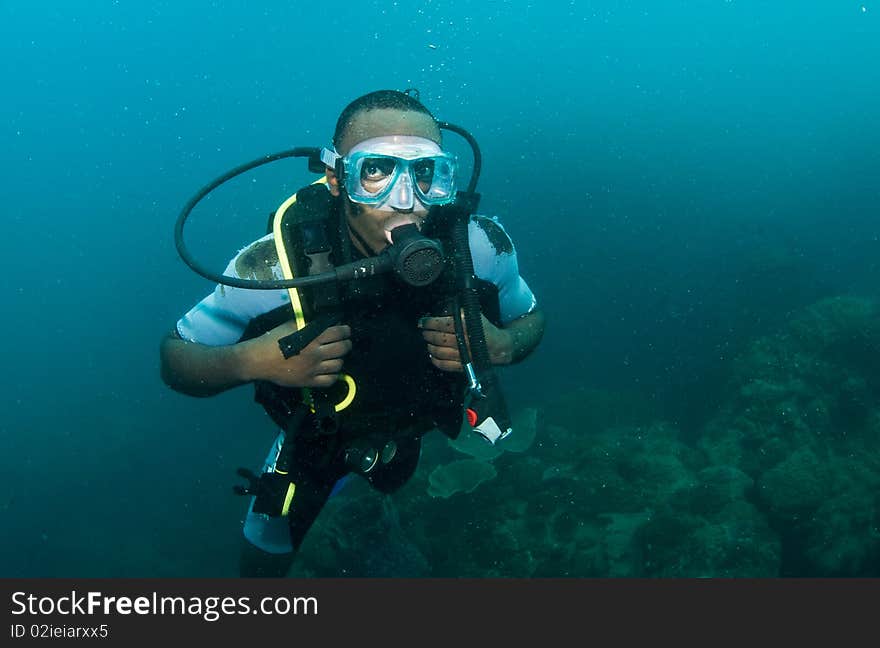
[327,108,442,254]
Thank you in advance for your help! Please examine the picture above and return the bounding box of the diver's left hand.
[418,313,513,372]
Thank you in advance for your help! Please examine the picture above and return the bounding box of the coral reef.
[289,296,880,577]
[700,296,880,575]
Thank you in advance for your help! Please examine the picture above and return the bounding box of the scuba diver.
[159,89,545,577]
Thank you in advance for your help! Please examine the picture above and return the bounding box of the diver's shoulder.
[230,233,281,281]
[469,214,514,255]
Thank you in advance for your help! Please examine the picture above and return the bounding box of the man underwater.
[160,89,545,576]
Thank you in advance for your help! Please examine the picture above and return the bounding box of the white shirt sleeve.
[176,234,289,346]
[469,216,538,325]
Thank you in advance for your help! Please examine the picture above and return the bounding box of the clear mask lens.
[344,152,456,206]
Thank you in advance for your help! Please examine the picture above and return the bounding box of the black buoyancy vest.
[240,183,502,441]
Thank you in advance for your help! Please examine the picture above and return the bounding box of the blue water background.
[0,1,877,576]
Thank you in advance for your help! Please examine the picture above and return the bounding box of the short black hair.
[332,89,436,148]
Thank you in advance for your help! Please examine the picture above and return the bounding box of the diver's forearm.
[500,308,545,365]
[159,334,251,397]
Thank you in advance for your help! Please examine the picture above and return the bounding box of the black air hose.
[451,214,511,435]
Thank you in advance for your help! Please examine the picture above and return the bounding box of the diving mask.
[321,136,457,210]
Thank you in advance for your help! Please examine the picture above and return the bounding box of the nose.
[387,171,415,211]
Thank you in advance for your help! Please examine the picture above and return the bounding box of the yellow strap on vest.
[280,482,296,517]
[272,178,355,413]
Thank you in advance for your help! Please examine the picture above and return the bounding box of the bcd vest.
[238,183,502,444]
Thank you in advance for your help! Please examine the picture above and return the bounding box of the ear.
[325,167,341,196]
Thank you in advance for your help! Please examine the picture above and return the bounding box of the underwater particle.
[428,43,438,49]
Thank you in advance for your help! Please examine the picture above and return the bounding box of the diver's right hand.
[238,321,352,388]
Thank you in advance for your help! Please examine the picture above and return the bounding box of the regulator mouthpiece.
[387,224,445,287]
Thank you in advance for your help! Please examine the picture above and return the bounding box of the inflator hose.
[450,213,511,433]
